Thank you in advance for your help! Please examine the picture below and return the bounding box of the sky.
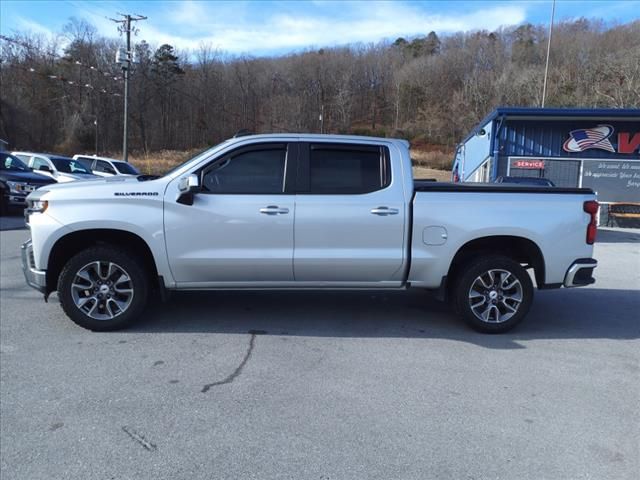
[1,0,639,56]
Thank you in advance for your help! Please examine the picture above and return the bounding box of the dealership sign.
[563,124,640,154]
[512,159,545,169]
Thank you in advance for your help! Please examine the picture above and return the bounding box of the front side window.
[307,145,389,194]
[202,147,287,194]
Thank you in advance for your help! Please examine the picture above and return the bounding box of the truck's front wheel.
[58,246,149,331]
[453,255,533,333]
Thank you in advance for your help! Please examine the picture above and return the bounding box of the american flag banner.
[563,124,616,153]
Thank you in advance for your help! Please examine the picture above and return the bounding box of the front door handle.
[371,206,399,216]
[260,205,290,215]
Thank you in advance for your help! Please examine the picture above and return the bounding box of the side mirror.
[177,174,200,205]
[178,174,200,193]
[38,165,52,172]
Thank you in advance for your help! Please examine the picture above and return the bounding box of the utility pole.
[541,0,556,108]
[111,13,146,162]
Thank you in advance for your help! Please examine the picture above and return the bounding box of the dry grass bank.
[128,149,201,176]
[412,166,451,182]
[123,147,453,180]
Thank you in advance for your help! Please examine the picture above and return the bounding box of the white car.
[12,152,97,183]
[72,155,141,177]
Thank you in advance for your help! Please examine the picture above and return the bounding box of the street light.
[541,0,556,107]
[94,118,98,156]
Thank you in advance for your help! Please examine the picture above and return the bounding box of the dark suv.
[0,152,56,215]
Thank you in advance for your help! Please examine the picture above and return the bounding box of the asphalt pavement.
[1,223,639,480]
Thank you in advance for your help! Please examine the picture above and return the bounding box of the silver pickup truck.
[22,134,599,333]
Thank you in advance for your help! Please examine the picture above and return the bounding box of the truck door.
[293,142,406,284]
[164,142,296,285]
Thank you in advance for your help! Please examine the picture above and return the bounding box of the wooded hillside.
[1,18,638,157]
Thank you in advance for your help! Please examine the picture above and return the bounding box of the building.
[452,108,640,206]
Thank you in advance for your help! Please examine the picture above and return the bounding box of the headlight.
[27,200,48,214]
[6,181,28,193]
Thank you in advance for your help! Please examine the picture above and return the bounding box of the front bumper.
[3,192,28,207]
[21,240,47,293]
[563,258,597,288]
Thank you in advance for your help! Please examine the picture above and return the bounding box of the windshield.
[114,162,140,175]
[51,157,93,174]
[0,153,30,171]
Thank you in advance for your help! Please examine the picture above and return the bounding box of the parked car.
[0,152,55,215]
[22,134,598,333]
[495,176,556,187]
[12,152,97,183]
[72,155,141,177]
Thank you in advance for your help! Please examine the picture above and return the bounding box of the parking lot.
[1,219,638,480]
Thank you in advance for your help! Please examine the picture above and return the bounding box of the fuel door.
[423,226,448,246]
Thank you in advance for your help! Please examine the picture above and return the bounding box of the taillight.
[583,200,599,245]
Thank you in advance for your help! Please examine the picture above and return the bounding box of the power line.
[5,63,122,96]
[0,35,123,82]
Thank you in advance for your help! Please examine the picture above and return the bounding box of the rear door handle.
[260,205,290,215]
[371,206,399,216]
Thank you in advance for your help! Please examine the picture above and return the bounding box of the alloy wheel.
[468,269,523,324]
[70,261,134,320]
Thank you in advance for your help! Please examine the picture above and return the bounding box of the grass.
[410,149,454,171]
[128,150,201,176]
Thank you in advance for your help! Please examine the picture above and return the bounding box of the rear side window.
[96,160,116,174]
[74,156,94,169]
[304,144,390,194]
[31,157,50,170]
[115,162,139,175]
[202,146,287,194]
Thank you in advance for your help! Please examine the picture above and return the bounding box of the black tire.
[0,192,7,216]
[57,245,149,331]
[453,255,533,333]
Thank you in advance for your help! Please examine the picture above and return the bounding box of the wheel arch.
[46,229,159,294]
[446,235,546,295]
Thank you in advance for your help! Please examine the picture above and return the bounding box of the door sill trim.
[173,281,406,290]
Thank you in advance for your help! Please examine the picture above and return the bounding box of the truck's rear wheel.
[453,255,533,333]
[58,246,148,331]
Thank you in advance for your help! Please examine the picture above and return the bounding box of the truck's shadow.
[130,288,640,349]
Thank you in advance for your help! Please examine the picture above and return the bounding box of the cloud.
[14,16,58,38]
[19,0,525,55]
[128,1,528,54]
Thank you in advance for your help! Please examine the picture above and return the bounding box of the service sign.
[512,159,545,169]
